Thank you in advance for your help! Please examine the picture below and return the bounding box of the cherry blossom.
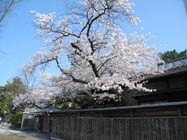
[13,0,162,108]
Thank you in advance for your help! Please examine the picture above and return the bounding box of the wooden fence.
[51,102,187,140]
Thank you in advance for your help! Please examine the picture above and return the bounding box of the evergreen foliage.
[160,49,187,61]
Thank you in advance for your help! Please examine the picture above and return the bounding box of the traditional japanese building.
[131,56,187,105]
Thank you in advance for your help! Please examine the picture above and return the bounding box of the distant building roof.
[158,56,187,71]
[146,56,187,80]
[147,65,187,80]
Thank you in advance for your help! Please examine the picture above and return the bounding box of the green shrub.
[74,94,94,109]
[11,112,22,128]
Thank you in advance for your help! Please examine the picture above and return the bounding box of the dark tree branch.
[0,0,21,23]
[0,0,14,22]
[71,43,100,78]
[55,56,88,84]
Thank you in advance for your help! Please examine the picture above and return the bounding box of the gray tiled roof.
[146,56,187,80]
[146,65,187,80]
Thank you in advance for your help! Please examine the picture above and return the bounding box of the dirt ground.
[0,135,37,140]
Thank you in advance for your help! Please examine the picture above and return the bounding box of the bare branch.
[0,0,21,23]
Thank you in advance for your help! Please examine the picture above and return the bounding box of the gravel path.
[0,124,50,140]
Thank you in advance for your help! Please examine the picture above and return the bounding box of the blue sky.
[0,0,187,86]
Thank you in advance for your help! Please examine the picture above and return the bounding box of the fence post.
[99,111,102,118]
[177,107,184,140]
[177,107,182,118]
[130,109,134,140]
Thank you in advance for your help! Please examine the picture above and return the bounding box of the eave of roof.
[133,87,187,99]
[145,65,187,80]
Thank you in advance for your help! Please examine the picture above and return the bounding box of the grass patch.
[0,135,37,140]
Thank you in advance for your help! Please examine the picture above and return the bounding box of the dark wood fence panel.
[42,115,51,132]
[51,102,187,140]
[52,117,187,140]
[52,117,132,140]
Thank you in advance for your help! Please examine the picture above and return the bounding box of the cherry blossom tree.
[13,0,162,109]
